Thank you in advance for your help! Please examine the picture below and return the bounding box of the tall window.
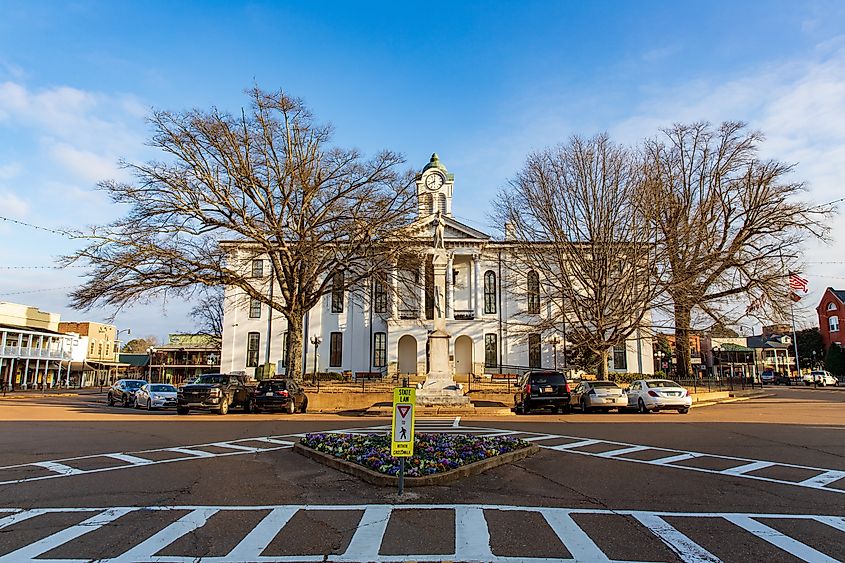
[249,297,261,318]
[830,316,840,333]
[373,332,387,367]
[246,332,260,367]
[373,280,388,314]
[484,271,497,314]
[436,193,447,215]
[527,270,540,314]
[329,332,343,367]
[280,331,289,368]
[251,260,264,278]
[331,271,344,313]
[528,333,541,368]
[485,333,498,368]
[613,345,628,370]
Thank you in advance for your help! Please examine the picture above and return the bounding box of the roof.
[832,288,845,303]
[119,354,150,367]
[715,342,753,352]
[0,323,68,336]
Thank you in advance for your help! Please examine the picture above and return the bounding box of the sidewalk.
[0,387,103,400]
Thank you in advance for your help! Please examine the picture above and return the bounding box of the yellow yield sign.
[391,387,416,457]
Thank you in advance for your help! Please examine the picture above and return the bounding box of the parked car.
[514,370,571,414]
[251,379,308,414]
[773,372,792,385]
[803,370,839,387]
[626,379,692,414]
[133,383,177,410]
[177,373,255,415]
[107,379,147,407]
[760,369,776,385]
[570,380,627,412]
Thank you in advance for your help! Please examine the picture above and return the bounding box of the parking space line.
[543,508,610,561]
[454,505,494,561]
[225,506,298,560]
[111,507,218,562]
[723,515,840,563]
[32,461,84,476]
[633,513,722,563]
[0,508,133,563]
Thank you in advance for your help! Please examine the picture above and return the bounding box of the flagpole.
[789,294,801,381]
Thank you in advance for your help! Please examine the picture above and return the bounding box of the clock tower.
[415,153,454,218]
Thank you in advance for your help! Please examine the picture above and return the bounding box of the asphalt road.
[0,387,843,562]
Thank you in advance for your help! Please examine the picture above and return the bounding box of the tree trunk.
[285,312,304,381]
[674,304,692,379]
[596,348,609,380]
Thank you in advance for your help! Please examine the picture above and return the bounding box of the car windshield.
[193,375,229,385]
[529,373,566,385]
[124,381,145,390]
[590,381,620,388]
[257,380,288,392]
[811,371,827,376]
[150,384,176,392]
[647,380,682,388]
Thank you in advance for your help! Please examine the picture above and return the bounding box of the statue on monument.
[433,211,445,250]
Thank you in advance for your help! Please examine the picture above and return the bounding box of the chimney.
[504,221,516,241]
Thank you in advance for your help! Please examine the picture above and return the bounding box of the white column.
[35,359,41,387]
[8,358,15,388]
[23,358,29,388]
[390,261,399,320]
[446,253,454,320]
[418,260,426,321]
[473,255,482,318]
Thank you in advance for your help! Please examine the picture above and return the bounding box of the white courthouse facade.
[221,154,654,379]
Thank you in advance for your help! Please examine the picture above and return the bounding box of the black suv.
[514,370,571,414]
[251,379,307,414]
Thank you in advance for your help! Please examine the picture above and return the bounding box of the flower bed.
[300,432,531,477]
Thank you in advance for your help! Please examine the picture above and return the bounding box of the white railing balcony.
[454,310,475,320]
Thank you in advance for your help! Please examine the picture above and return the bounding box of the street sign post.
[391,386,416,495]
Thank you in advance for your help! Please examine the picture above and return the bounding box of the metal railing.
[454,310,475,320]
[0,346,71,359]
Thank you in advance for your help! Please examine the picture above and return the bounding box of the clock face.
[425,173,444,191]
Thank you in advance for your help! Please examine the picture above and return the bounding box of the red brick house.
[816,288,845,350]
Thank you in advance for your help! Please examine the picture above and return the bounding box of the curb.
[690,392,773,408]
[294,441,539,487]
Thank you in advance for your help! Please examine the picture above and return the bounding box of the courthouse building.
[221,155,654,379]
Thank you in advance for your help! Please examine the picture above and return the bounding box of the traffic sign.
[391,387,416,457]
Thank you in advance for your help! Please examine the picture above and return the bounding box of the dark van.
[514,370,572,414]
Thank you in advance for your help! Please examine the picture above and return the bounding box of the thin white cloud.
[49,143,124,184]
[0,189,29,217]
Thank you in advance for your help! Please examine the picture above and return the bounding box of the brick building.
[816,288,845,350]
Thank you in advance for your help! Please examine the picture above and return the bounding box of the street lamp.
[655,350,665,373]
[310,335,322,390]
[552,336,559,371]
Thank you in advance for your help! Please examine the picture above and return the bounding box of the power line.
[0,215,76,238]
[0,286,77,297]
[0,265,85,270]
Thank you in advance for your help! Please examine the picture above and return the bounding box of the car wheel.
[243,400,252,413]
[107,393,114,407]
[176,406,189,415]
[123,394,131,408]
[637,399,649,414]
[146,399,152,411]
[217,399,229,415]
[133,397,139,409]
[805,381,811,386]
[581,397,590,413]
[253,405,262,414]
[285,400,295,415]
[299,398,308,414]
[678,408,689,414]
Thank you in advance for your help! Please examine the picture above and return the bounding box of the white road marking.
[633,512,722,563]
[651,452,701,465]
[550,439,601,450]
[721,461,774,476]
[595,445,650,458]
[32,461,83,476]
[2,505,841,563]
[166,447,217,457]
[452,416,461,427]
[0,509,43,530]
[106,453,154,465]
[799,470,845,488]
[210,441,269,452]
[724,515,841,563]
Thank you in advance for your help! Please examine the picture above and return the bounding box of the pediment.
[411,215,490,242]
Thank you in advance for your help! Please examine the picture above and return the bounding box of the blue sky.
[1,0,845,339]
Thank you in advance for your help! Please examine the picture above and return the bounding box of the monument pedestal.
[416,331,471,407]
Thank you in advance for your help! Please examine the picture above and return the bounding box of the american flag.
[789,272,809,294]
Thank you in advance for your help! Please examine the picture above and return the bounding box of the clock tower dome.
[415,153,454,218]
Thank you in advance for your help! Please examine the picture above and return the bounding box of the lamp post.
[310,335,322,391]
[655,350,664,374]
[552,336,559,371]
[147,347,156,383]
[812,349,817,371]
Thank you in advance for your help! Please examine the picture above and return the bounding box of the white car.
[570,380,628,412]
[134,383,178,410]
[803,370,839,387]
[626,379,692,414]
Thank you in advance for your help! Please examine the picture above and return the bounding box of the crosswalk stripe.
[339,505,392,561]
[816,516,845,532]
[210,442,268,452]
[650,452,701,465]
[106,453,153,465]
[543,509,610,561]
[633,513,722,563]
[454,505,494,561]
[724,515,840,563]
[0,508,132,562]
[165,447,216,458]
[111,508,218,562]
[550,439,601,450]
[225,506,298,560]
[798,470,845,488]
[0,509,43,530]
[32,461,83,476]
[595,445,650,458]
[721,461,774,476]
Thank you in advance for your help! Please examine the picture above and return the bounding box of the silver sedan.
[134,383,178,410]
[570,380,628,412]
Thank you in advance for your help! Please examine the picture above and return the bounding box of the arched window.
[828,302,837,311]
[437,193,447,215]
[422,193,433,215]
[830,316,840,333]
[483,270,496,314]
[527,270,540,314]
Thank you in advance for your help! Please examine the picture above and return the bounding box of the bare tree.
[190,286,224,337]
[122,336,158,353]
[496,134,662,379]
[64,87,420,377]
[642,122,831,378]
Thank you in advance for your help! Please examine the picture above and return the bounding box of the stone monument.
[416,216,472,407]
